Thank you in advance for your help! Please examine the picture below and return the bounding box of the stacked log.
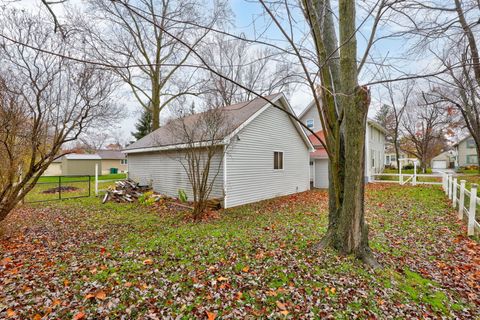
[102,180,152,203]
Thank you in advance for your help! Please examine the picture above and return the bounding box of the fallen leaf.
[6,309,16,317]
[143,259,153,265]
[95,290,107,300]
[217,276,228,281]
[276,301,287,310]
[280,310,289,315]
[206,311,216,320]
[84,293,95,300]
[0,257,12,265]
[52,299,62,307]
[73,312,85,320]
[242,266,250,272]
[33,314,42,320]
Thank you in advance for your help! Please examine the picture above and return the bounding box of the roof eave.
[123,140,227,154]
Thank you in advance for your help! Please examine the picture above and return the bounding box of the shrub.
[178,189,188,203]
[139,191,156,206]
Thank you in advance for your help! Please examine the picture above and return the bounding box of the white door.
[432,160,447,169]
[314,159,329,188]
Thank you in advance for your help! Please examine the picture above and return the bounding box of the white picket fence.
[371,173,443,185]
[442,173,480,236]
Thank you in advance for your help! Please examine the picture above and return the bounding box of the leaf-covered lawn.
[1,185,479,319]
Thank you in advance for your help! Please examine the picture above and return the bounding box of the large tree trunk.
[151,85,161,130]
[316,0,379,267]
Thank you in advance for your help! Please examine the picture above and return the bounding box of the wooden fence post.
[458,180,466,220]
[95,163,99,197]
[443,173,448,194]
[452,177,458,208]
[448,175,453,200]
[468,184,477,236]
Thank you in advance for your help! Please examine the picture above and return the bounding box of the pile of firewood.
[102,179,152,203]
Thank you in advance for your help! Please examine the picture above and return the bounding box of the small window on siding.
[306,119,314,129]
[121,159,128,165]
[467,138,476,148]
[467,155,478,164]
[274,151,284,170]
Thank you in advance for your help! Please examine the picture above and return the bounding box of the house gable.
[225,101,311,207]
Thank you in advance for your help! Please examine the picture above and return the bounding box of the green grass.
[38,173,126,182]
[24,174,124,202]
[1,185,478,319]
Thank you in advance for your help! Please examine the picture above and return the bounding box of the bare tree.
[0,9,119,221]
[378,81,414,170]
[168,101,231,220]
[402,92,450,172]
[200,34,294,106]
[85,0,228,130]
[403,1,480,170]
[113,0,408,267]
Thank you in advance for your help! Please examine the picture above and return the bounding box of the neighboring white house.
[298,101,387,188]
[123,93,314,208]
[453,135,478,167]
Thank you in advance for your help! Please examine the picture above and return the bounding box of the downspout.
[223,145,228,209]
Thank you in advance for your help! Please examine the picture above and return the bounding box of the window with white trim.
[306,119,314,129]
[274,151,284,170]
[467,155,478,164]
[121,159,128,165]
[467,138,476,149]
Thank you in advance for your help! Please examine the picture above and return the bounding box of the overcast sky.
[7,0,429,144]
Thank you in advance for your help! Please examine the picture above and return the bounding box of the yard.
[23,174,126,203]
[1,184,479,319]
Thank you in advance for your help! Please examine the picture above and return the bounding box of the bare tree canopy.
[83,0,230,130]
[0,8,120,221]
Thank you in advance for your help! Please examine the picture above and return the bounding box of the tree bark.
[315,0,379,267]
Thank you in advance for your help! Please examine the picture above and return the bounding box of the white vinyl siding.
[226,103,310,208]
[314,159,329,188]
[456,136,479,167]
[366,125,385,179]
[127,149,224,200]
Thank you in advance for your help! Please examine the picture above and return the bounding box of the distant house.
[384,144,413,168]
[431,150,455,169]
[97,150,127,174]
[453,135,478,167]
[123,93,314,208]
[43,158,62,176]
[298,101,387,187]
[61,154,102,176]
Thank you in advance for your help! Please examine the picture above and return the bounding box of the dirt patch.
[42,186,79,194]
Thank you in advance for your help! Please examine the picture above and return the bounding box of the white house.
[123,93,314,208]
[453,135,478,168]
[298,101,387,188]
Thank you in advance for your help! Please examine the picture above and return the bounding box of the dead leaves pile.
[0,186,479,319]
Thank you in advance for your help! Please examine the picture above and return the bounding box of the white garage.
[432,160,447,169]
[431,151,452,170]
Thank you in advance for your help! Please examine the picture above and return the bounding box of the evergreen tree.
[131,108,153,140]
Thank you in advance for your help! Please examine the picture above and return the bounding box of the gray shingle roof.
[97,150,125,160]
[125,93,282,151]
[64,154,101,160]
